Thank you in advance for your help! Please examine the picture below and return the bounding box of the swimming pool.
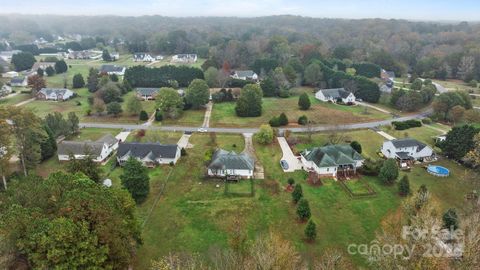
[427,165,450,177]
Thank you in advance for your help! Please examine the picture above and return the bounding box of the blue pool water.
[427,165,450,177]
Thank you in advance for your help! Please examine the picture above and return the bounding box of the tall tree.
[0,115,12,189]
[54,60,68,74]
[186,79,209,109]
[304,63,322,86]
[67,112,80,135]
[87,68,99,93]
[398,175,410,196]
[45,66,55,76]
[440,125,479,160]
[72,73,85,88]
[204,67,219,88]
[235,84,263,117]
[464,133,480,169]
[11,52,36,71]
[379,158,399,185]
[1,106,46,176]
[120,157,150,204]
[255,124,274,144]
[27,74,46,95]
[102,49,112,61]
[125,95,143,116]
[155,87,184,119]
[0,172,141,269]
[40,125,57,161]
[65,154,101,183]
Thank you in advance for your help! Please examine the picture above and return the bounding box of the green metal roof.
[302,144,363,167]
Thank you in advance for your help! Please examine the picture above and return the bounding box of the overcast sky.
[0,0,478,21]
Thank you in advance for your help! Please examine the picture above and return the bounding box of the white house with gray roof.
[207,149,255,179]
[133,53,155,62]
[315,88,356,104]
[136,88,159,100]
[381,138,434,162]
[231,70,258,81]
[58,134,118,162]
[171,54,197,63]
[37,88,74,101]
[117,142,181,167]
[99,64,126,76]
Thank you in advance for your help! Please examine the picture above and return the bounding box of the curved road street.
[80,109,432,134]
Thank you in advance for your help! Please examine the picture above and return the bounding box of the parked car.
[197,128,208,133]
[280,160,289,170]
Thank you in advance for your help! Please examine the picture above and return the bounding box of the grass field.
[24,87,90,118]
[0,93,31,106]
[71,127,122,141]
[210,88,389,128]
[127,130,184,144]
[161,108,206,127]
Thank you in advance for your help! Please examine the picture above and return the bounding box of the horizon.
[0,0,479,21]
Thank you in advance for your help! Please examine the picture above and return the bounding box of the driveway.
[277,137,302,172]
[15,98,35,107]
[242,133,264,179]
[357,102,392,114]
[115,131,131,142]
[177,134,193,149]
[201,101,213,128]
[376,131,396,140]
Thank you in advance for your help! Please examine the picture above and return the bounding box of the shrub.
[350,141,362,154]
[255,124,274,144]
[379,158,399,185]
[298,93,311,110]
[360,158,383,176]
[269,116,281,127]
[154,110,163,121]
[398,175,410,196]
[392,120,422,130]
[181,148,187,156]
[278,89,290,98]
[278,113,288,126]
[139,110,149,121]
[292,184,303,203]
[298,115,308,125]
[304,219,317,241]
[421,118,432,124]
[468,79,478,88]
[296,198,311,221]
[287,178,295,186]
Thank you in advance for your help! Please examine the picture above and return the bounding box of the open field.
[24,87,90,117]
[0,93,31,106]
[210,87,389,128]
[71,127,122,141]
[126,130,184,144]
[160,108,206,127]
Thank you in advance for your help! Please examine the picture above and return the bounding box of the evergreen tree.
[120,157,150,204]
[304,219,317,241]
[107,102,122,116]
[45,66,55,76]
[40,125,57,161]
[260,76,277,97]
[11,52,36,71]
[298,93,311,110]
[278,112,288,126]
[87,68,99,93]
[292,184,303,204]
[54,60,68,74]
[139,110,149,121]
[442,208,459,230]
[235,84,263,117]
[72,73,85,88]
[37,67,44,77]
[154,110,163,121]
[102,49,112,61]
[379,158,399,185]
[67,112,80,135]
[350,141,362,154]
[398,175,410,196]
[296,198,311,221]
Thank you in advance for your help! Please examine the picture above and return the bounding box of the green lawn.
[161,109,206,127]
[210,88,389,128]
[24,88,90,118]
[127,130,184,144]
[71,127,122,141]
[0,93,31,106]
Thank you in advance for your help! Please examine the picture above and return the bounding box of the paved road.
[433,82,448,94]
[80,108,431,134]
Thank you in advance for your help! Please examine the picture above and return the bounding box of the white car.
[197,128,208,133]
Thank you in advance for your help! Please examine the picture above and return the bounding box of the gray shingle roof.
[317,88,352,99]
[302,144,363,167]
[118,142,178,160]
[96,134,117,146]
[390,138,427,152]
[136,88,159,96]
[58,141,104,156]
[234,70,256,78]
[39,88,70,96]
[10,77,25,84]
[100,64,125,73]
[208,149,254,171]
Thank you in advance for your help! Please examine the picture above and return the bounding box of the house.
[171,54,197,63]
[315,88,356,104]
[380,84,392,94]
[109,52,120,61]
[207,149,255,179]
[99,65,126,76]
[381,138,435,163]
[136,88,159,100]
[2,71,18,78]
[0,85,12,97]
[0,50,21,62]
[117,142,181,167]
[155,55,164,61]
[68,49,101,60]
[300,144,364,178]
[31,62,56,72]
[10,77,27,87]
[133,53,155,62]
[231,70,258,81]
[58,134,118,162]
[37,88,74,101]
